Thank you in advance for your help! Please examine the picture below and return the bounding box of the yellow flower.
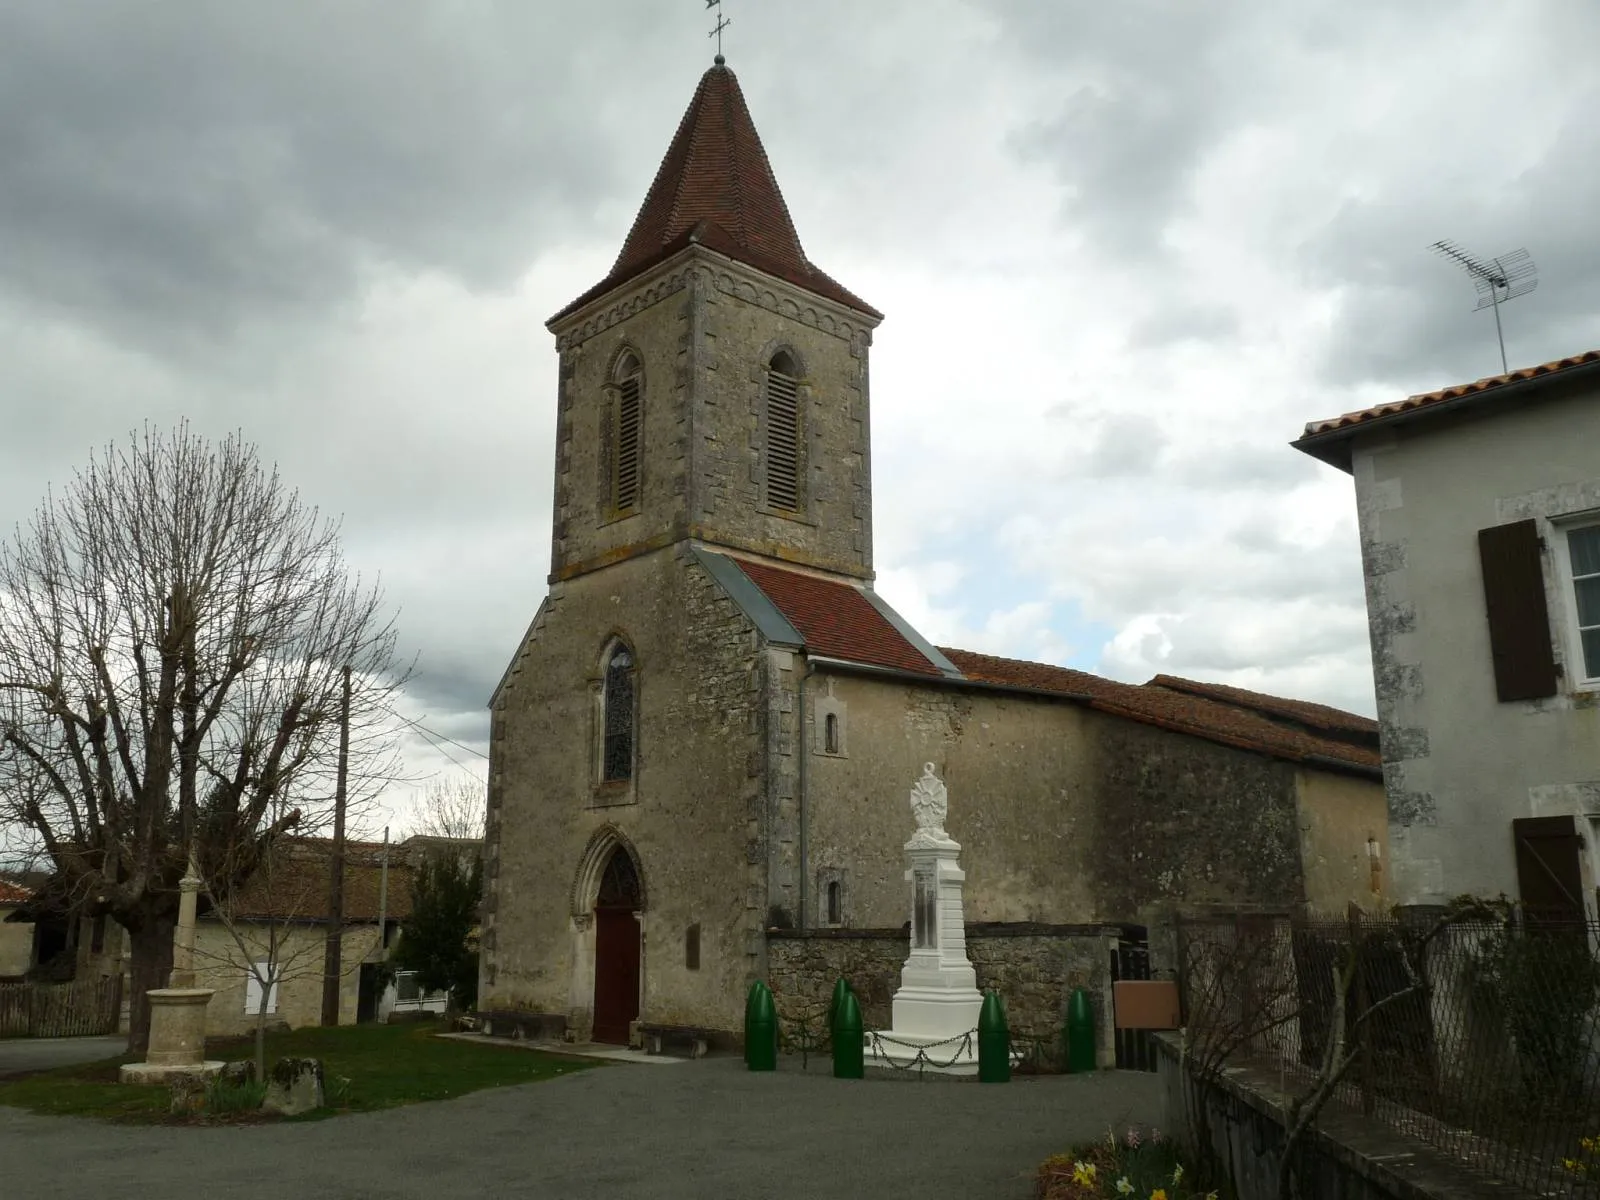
[1116,1179,1134,1196]
[1565,1158,1582,1174]
[1072,1161,1097,1186]
[1151,1191,1168,1200]
[1583,1136,1598,1153]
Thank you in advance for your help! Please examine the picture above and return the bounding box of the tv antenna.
[1430,240,1538,375]
[706,0,730,62]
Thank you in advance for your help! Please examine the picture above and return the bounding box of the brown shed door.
[1512,815,1585,920]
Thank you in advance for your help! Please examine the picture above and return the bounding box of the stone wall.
[805,669,1313,934]
[1157,1035,1512,1200]
[767,922,1121,1065]
[482,546,765,1038]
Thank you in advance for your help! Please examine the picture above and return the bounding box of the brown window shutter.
[1477,519,1558,701]
[1512,815,1585,920]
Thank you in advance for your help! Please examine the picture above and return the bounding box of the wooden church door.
[591,848,642,1044]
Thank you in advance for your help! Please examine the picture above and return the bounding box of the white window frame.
[244,959,280,1015]
[1553,513,1600,690]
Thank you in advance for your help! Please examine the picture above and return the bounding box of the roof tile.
[1300,350,1600,439]
[0,879,31,906]
[941,649,1380,774]
[733,559,941,675]
[550,63,878,323]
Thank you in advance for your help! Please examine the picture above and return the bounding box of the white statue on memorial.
[907,762,952,848]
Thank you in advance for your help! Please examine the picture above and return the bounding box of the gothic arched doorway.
[591,848,642,1044]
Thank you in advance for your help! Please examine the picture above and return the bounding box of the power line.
[404,722,487,783]
[400,717,489,761]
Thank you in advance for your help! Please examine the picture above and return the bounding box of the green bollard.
[828,977,852,1039]
[1066,987,1096,1073]
[832,989,864,1079]
[745,981,777,1071]
[977,990,1010,1083]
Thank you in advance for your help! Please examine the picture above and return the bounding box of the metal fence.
[0,975,124,1038]
[1176,909,1600,1198]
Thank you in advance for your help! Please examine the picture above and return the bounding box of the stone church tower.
[481,59,1390,1053]
[482,57,894,1043]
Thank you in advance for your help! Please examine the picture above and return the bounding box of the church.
[480,58,1385,1050]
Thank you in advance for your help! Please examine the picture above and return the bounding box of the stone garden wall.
[766,922,1121,1065]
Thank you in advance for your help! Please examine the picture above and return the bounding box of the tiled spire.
[551,61,878,323]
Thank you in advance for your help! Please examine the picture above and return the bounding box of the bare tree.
[407,775,485,842]
[0,424,406,1052]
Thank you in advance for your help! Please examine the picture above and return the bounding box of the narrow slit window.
[602,645,635,782]
[824,713,839,754]
[826,881,841,926]
[765,352,800,511]
[685,923,701,971]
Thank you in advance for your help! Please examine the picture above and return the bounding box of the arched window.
[602,644,635,782]
[824,712,839,755]
[610,352,643,513]
[764,350,801,511]
[826,881,842,926]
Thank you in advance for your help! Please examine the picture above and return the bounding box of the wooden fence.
[0,976,123,1038]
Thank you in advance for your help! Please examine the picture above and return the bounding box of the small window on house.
[1564,523,1600,683]
[826,881,842,926]
[244,960,280,1015]
[824,713,839,755]
[685,923,701,971]
[764,351,801,512]
[611,352,643,513]
[602,643,635,782]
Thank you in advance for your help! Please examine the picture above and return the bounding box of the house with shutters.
[481,55,1390,1051]
[1294,350,1600,919]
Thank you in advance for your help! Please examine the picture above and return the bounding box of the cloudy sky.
[3,1,1596,834]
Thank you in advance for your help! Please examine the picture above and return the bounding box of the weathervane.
[706,0,730,62]
[1430,239,1539,375]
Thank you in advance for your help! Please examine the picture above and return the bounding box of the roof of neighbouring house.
[213,839,416,924]
[1145,674,1379,743]
[548,61,879,324]
[0,879,31,907]
[1293,349,1600,471]
[941,648,1381,776]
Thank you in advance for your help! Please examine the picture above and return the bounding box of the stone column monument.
[121,854,224,1084]
[865,763,983,1074]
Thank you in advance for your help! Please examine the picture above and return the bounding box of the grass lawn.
[0,1020,598,1123]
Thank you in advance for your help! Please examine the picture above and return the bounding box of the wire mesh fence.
[1176,908,1600,1197]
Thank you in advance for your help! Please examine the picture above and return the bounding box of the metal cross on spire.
[706,0,730,63]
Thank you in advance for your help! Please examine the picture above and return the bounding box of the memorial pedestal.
[865,765,983,1076]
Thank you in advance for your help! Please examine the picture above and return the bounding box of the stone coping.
[1154,1034,1543,1200]
[767,922,1124,941]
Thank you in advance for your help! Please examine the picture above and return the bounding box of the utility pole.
[321,665,351,1026]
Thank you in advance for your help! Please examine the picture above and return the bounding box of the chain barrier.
[863,1028,978,1077]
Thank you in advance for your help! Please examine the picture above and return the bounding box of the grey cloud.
[0,5,654,354]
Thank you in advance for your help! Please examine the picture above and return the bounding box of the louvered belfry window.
[612,354,642,513]
[602,645,634,782]
[764,352,801,512]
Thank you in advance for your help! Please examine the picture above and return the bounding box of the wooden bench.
[637,1023,713,1059]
